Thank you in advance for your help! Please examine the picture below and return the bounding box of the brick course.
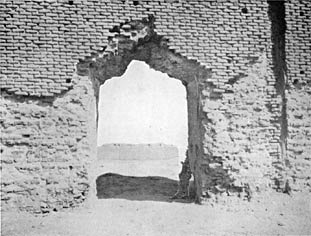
[1,0,271,97]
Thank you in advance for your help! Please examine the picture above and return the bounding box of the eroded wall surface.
[285,0,311,191]
[1,0,310,212]
[1,75,97,212]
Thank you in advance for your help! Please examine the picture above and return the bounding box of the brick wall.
[1,0,310,212]
[1,75,97,212]
[285,0,311,191]
[1,0,271,96]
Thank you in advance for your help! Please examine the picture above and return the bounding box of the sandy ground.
[2,192,311,236]
[1,160,311,236]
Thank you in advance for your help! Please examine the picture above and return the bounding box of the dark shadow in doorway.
[96,173,193,203]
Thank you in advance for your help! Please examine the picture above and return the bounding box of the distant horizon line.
[98,142,179,147]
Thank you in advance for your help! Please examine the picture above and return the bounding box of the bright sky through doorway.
[97,60,188,159]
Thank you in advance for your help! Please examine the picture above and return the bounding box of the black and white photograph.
[1,0,310,235]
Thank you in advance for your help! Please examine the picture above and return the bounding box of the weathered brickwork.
[1,75,97,212]
[285,0,311,191]
[0,0,271,96]
[202,54,276,193]
[286,0,311,85]
[1,0,310,212]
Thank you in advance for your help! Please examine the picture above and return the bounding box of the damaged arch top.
[77,15,209,85]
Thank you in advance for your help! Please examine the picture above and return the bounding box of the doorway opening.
[77,16,210,203]
[95,60,189,202]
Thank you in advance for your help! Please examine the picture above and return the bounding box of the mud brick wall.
[285,0,311,191]
[1,0,310,212]
[1,0,271,97]
[1,75,97,212]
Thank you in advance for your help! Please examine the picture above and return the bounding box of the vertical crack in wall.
[268,1,289,173]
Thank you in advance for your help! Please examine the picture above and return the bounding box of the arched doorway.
[95,60,188,201]
[77,16,210,203]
